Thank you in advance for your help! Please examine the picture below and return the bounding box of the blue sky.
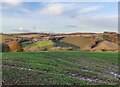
[1,0,118,33]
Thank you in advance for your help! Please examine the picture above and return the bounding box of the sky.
[1,0,118,34]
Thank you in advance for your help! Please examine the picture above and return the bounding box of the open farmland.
[23,40,54,49]
[34,41,54,47]
[0,34,15,41]
[2,51,119,85]
[62,37,91,49]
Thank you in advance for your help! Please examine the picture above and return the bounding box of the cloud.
[2,16,47,33]
[65,25,79,28]
[79,5,103,14]
[5,0,21,5]
[91,14,118,29]
[12,27,31,33]
[21,8,32,13]
[2,0,22,9]
[39,2,79,16]
[75,14,118,32]
[2,2,118,33]
[3,16,46,26]
[41,3,65,15]
[71,4,118,32]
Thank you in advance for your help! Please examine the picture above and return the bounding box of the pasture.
[2,51,119,85]
[23,40,54,49]
[34,40,54,47]
[62,37,91,49]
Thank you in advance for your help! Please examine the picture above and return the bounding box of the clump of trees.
[18,38,33,44]
[0,43,10,52]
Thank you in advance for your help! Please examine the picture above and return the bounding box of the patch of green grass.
[3,66,88,85]
[34,40,54,47]
[23,40,54,49]
[2,51,119,85]
[23,40,54,48]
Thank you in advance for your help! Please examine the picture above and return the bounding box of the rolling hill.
[61,36,92,50]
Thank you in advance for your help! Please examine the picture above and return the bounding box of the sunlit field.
[2,51,119,85]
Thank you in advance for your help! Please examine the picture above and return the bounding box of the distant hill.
[1,32,119,52]
[0,34,16,42]
[61,36,92,50]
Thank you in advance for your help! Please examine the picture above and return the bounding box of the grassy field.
[34,40,54,47]
[0,34,15,41]
[2,51,119,85]
[23,40,54,48]
[62,37,91,49]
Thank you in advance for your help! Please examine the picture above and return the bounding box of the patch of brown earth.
[8,41,23,52]
[24,47,47,52]
[49,46,73,51]
[82,40,118,52]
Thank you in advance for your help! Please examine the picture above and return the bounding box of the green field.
[34,40,54,47]
[23,40,54,48]
[2,51,119,85]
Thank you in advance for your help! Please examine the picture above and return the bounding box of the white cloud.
[2,2,118,33]
[21,9,32,13]
[71,5,118,32]
[75,14,118,32]
[39,3,77,16]
[2,0,22,9]
[13,27,31,33]
[19,27,24,31]
[79,5,103,14]
[3,26,29,34]
[5,0,21,5]
[41,3,65,15]
[2,17,46,26]
[2,16,46,33]
[91,14,118,29]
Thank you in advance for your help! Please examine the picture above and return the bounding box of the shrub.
[0,43,10,52]
[8,41,23,52]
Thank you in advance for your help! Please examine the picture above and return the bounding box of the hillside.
[61,36,92,50]
[83,40,118,52]
[23,40,54,52]
[34,40,54,47]
[0,32,119,52]
[0,34,15,42]
[91,40,118,51]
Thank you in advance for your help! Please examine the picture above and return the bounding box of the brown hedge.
[8,41,23,52]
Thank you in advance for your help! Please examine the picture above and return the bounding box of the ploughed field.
[2,51,119,85]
